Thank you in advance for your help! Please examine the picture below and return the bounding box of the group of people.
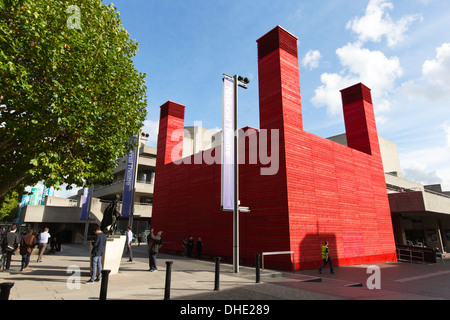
[88,226,164,283]
[1,225,53,271]
[182,237,203,258]
[2,224,334,280]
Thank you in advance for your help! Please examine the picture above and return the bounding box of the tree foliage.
[0,190,19,221]
[0,0,147,199]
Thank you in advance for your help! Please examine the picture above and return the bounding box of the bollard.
[255,254,261,283]
[164,261,173,300]
[214,257,221,291]
[0,282,15,300]
[99,269,111,300]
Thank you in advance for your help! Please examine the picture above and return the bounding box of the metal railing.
[261,251,295,273]
[396,247,424,263]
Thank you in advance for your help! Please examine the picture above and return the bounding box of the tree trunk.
[0,174,28,199]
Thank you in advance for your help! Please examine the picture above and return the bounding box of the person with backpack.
[318,241,334,274]
[148,230,163,272]
[2,225,19,270]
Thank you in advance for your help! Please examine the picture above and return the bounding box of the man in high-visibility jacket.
[318,241,334,274]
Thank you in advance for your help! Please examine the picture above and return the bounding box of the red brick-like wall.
[152,26,397,270]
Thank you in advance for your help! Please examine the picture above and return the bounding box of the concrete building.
[18,128,216,242]
[329,133,450,253]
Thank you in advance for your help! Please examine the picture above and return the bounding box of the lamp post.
[82,185,93,246]
[223,74,249,273]
[127,131,150,228]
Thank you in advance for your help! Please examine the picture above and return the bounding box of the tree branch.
[0,173,29,199]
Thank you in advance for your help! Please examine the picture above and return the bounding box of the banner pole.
[83,186,92,246]
[233,74,239,273]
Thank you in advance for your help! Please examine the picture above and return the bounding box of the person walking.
[87,226,107,283]
[20,229,36,271]
[196,237,203,259]
[318,241,334,274]
[125,226,133,262]
[148,230,163,272]
[2,225,19,270]
[187,237,194,257]
[0,226,11,270]
[182,237,188,257]
[37,227,51,262]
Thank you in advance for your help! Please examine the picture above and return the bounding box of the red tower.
[152,26,397,270]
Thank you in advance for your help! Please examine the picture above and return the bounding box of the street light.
[127,130,150,228]
[223,73,250,273]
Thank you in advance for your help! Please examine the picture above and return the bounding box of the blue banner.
[80,186,92,220]
[121,137,137,217]
[16,195,30,224]
[40,185,55,205]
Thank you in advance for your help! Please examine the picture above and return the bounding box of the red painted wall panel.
[152,26,397,271]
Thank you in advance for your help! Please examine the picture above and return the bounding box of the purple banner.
[121,137,137,217]
[80,186,92,220]
[221,77,235,211]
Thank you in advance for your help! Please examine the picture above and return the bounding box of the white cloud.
[312,42,403,115]
[445,122,450,148]
[142,119,159,147]
[400,43,450,102]
[302,50,321,70]
[403,165,443,186]
[346,0,420,47]
[401,150,450,191]
[422,43,450,87]
[399,123,450,190]
[53,184,80,198]
[312,72,354,115]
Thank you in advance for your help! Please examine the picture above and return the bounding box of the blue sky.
[52,0,450,196]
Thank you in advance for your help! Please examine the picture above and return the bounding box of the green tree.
[0,190,19,221]
[0,0,147,198]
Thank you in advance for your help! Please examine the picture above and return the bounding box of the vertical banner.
[29,187,42,205]
[40,185,55,205]
[121,136,137,217]
[20,195,30,208]
[16,195,30,224]
[80,186,92,220]
[221,76,235,211]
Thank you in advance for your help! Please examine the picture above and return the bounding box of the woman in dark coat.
[196,237,203,259]
[20,229,36,271]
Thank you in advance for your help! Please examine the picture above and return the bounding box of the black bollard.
[0,282,15,300]
[99,269,111,300]
[164,261,173,300]
[214,257,221,291]
[255,254,261,283]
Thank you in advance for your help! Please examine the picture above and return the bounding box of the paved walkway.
[1,244,450,302]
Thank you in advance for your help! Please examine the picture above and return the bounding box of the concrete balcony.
[20,195,152,225]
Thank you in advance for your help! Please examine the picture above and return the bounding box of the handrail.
[261,251,295,273]
[396,248,424,263]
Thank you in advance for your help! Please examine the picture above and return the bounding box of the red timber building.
[152,26,397,270]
